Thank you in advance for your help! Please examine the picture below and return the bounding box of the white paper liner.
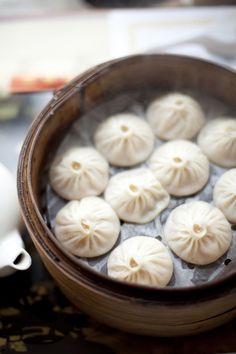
[45,90,236,287]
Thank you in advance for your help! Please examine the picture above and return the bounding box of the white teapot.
[0,162,31,277]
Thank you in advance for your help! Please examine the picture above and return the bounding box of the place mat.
[0,232,235,354]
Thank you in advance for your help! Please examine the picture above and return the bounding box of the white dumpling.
[55,197,120,258]
[94,113,155,167]
[197,118,236,167]
[147,93,205,140]
[213,169,236,223]
[104,168,170,224]
[164,201,232,265]
[107,236,173,286]
[49,147,109,200]
[149,140,209,196]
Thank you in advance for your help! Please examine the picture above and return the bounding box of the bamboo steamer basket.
[17,55,236,337]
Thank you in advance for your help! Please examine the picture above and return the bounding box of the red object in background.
[10,76,70,93]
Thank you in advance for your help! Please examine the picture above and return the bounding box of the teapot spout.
[11,248,32,271]
[0,229,32,277]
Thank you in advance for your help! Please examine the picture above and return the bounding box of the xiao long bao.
[149,140,209,197]
[213,169,236,224]
[94,113,155,167]
[147,93,205,140]
[55,197,120,258]
[197,118,236,167]
[164,201,232,265]
[107,236,173,286]
[50,147,109,200]
[104,168,170,223]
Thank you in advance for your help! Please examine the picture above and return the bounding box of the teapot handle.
[10,248,32,271]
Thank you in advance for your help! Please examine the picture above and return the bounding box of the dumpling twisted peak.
[147,93,205,140]
[149,140,209,196]
[164,201,232,265]
[94,113,155,166]
[107,236,173,286]
[55,197,120,258]
[197,118,236,167]
[213,169,236,223]
[49,147,109,200]
[104,168,170,223]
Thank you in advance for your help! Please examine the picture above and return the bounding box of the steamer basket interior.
[18,55,236,336]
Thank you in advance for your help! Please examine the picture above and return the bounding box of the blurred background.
[0,0,236,172]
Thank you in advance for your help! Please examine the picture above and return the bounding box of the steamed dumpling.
[104,168,170,223]
[164,201,232,265]
[149,140,209,196]
[94,113,155,167]
[49,147,109,200]
[197,118,236,167]
[147,93,205,140]
[213,169,236,223]
[55,197,120,257]
[107,236,173,286]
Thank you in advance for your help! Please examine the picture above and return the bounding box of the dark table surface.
[0,93,235,354]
